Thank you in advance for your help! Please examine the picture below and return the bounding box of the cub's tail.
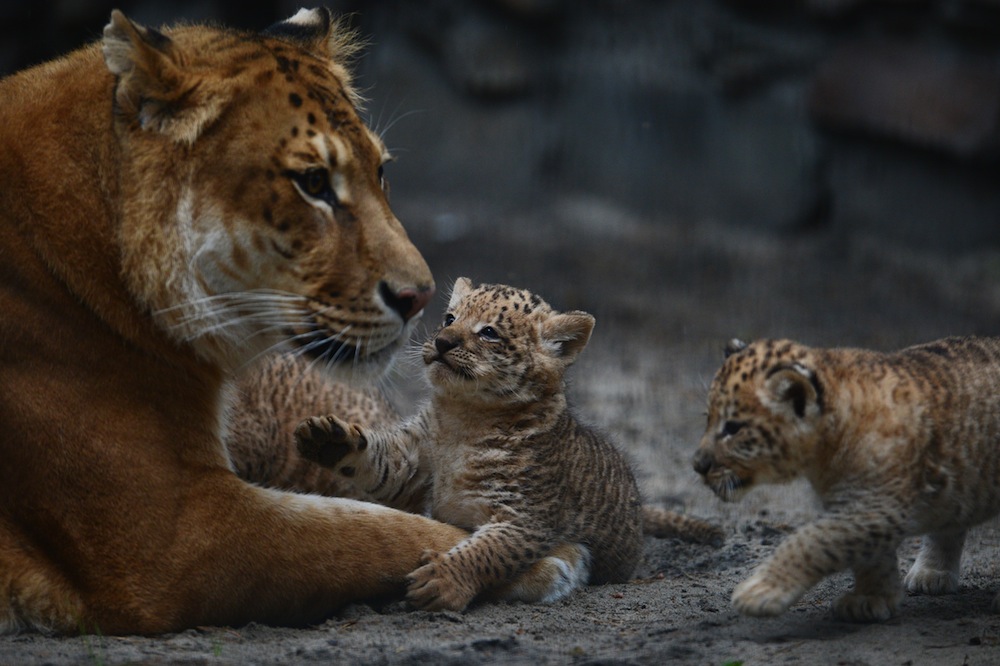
[642,505,724,548]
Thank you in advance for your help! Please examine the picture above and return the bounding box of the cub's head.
[693,339,824,502]
[103,9,432,377]
[422,278,595,403]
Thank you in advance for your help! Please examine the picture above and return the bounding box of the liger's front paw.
[832,592,899,622]
[405,550,476,612]
[904,566,959,596]
[294,415,366,471]
[731,571,803,617]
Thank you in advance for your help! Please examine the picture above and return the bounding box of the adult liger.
[0,8,463,634]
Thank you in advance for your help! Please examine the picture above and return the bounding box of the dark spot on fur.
[307,112,317,125]
[289,92,303,108]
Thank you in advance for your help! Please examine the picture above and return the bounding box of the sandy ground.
[4,196,1000,665]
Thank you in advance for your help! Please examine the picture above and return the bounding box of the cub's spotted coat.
[295,278,722,611]
[694,336,1000,621]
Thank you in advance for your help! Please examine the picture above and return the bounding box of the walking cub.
[297,278,722,611]
[694,336,1000,622]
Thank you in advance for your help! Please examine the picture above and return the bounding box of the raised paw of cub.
[406,550,477,613]
[294,415,366,473]
[731,570,804,617]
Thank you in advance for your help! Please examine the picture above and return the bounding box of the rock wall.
[5,0,999,251]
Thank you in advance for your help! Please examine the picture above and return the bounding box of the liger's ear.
[763,363,821,418]
[102,10,224,144]
[541,311,595,365]
[446,277,474,310]
[263,7,333,52]
[263,8,364,97]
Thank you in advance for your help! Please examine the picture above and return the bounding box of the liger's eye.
[721,420,745,437]
[443,313,455,327]
[292,167,336,204]
[478,326,500,341]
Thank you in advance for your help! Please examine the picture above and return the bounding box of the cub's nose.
[692,450,715,476]
[435,334,459,355]
[379,282,434,322]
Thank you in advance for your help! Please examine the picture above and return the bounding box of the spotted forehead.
[259,41,382,158]
[459,285,552,329]
[713,339,806,396]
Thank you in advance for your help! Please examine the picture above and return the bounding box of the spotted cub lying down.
[694,336,1000,622]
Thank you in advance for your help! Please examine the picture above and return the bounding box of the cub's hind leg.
[904,529,966,596]
[490,543,592,604]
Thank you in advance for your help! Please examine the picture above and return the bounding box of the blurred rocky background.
[4,0,1000,252]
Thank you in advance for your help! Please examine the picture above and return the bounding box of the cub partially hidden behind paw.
[694,336,1000,622]
[296,278,722,611]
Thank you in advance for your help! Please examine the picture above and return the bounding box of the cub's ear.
[102,10,223,144]
[724,338,748,358]
[763,363,821,419]
[446,277,474,310]
[541,312,595,365]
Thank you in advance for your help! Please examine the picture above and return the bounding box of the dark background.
[4,0,1000,253]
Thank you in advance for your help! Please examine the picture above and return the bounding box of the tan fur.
[0,9,465,635]
[296,278,721,611]
[694,336,1000,621]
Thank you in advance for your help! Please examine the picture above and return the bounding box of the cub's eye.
[443,313,455,327]
[292,167,336,204]
[721,420,745,437]
[478,326,500,341]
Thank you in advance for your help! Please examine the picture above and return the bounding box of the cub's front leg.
[406,522,552,612]
[295,415,367,471]
[733,511,904,621]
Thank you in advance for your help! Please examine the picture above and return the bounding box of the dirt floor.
[4,195,1000,665]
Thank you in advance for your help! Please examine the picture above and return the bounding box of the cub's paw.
[731,571,803,617]
[832,592,899,622]
[294,415,366,472]
[904,566,959,596]
[406,550,476,612]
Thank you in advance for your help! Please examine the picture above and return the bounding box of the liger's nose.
[379,282,435,322]
[692,450,714,476]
